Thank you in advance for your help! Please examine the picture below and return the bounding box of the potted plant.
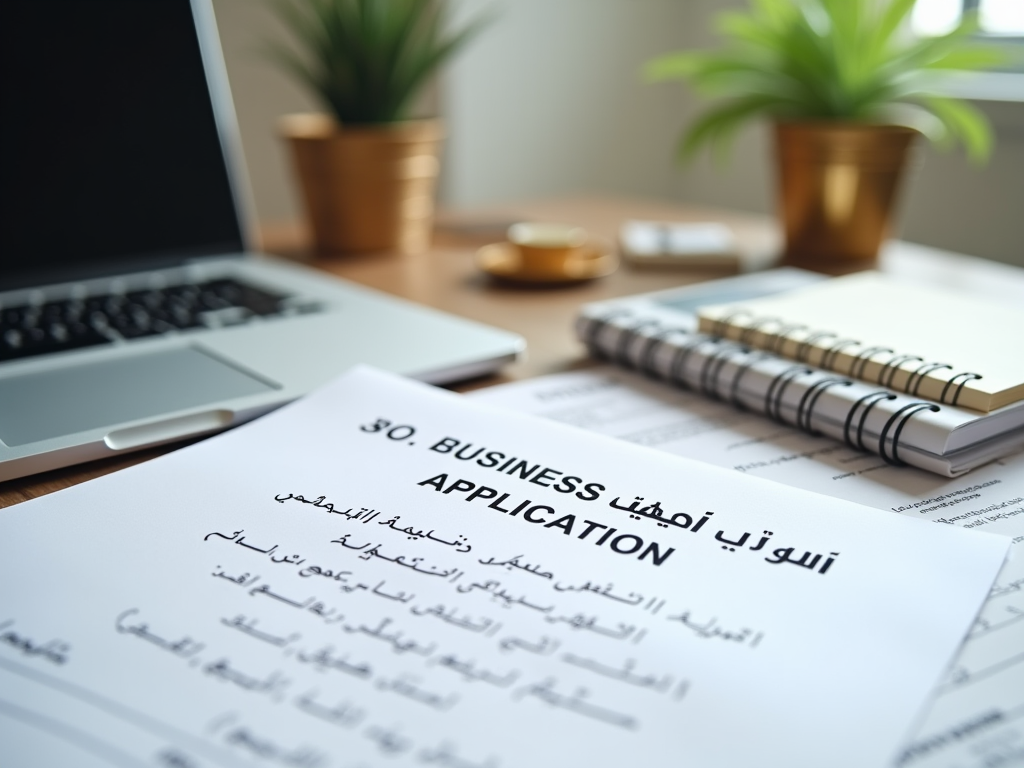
[267,0,488,254]
[645,0,1006,272]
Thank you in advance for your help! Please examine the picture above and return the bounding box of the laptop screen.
[0,0,245,290]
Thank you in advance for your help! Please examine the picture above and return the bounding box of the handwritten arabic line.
[220,725,323,767]
[456,579,555,613]
[221,615,299,648]
[333,535,463,579]
[479,554,553,580]
[294,691,366,729]
[115,609,205,659]
[275,492,378,524]
[411,604,502,636]
[378,514,472,553]
[365,725,413,756]
[342,617,437,657]
[206,658,289,697]
[418,742,500,768]
[666,611,764,647]
[561,652,674,694]
[499,635,560,656]
[552,580,651,608]
[432,653,520,689]
[296,646,372,679]
[545,613,640,642]
[274,493,474,553]
[515,678,638,730]
[376,674,458,711]
[0,620,70,665]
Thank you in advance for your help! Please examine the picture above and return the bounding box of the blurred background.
[212,0,1024,266]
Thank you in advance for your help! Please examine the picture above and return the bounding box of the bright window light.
[912,0,963,36]
[979,0,1024,35]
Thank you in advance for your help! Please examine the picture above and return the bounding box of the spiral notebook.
[695,272,1024,413]
[578,271,1024,477]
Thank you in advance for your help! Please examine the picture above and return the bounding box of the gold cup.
[507,222,589,276]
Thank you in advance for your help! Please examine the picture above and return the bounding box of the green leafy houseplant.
[643,0,1008,270]
[266,0,489,253]
[267,0,489,125]
[645,0,1006,162]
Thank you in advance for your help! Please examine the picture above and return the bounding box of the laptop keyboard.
[1,278,294,362]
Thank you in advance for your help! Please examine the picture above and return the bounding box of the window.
[912,0,1024,96]
[912,0,1024,38]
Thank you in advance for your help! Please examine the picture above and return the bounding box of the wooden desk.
[3,195,1019,507]
[261,195,781,383]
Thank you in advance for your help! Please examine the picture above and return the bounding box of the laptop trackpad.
[0,347,278,447]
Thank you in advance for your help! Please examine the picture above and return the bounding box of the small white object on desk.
[620,220,739,270]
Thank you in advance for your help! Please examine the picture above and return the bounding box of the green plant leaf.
[264,0,490,124]
[873,0,917,53]
[923,46,1009,71]
[917,94,993,162]
[678,95,788,163]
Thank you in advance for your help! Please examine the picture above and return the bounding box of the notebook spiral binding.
[716,313,983,406]
[581,311,945,468]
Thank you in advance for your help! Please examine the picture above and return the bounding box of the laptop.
[0,0,524,483]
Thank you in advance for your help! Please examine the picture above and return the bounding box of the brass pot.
[280,114,443,254]
[774,122,917,274]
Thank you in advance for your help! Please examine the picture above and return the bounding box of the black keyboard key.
[20,308,41,329]
[166,306,202,329]
[41,302,68,323]
[126,290,163,310]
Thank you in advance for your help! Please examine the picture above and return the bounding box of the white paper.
[0,367,1009,768]
[474,366,1024,768]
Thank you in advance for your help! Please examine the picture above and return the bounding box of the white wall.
[213,0,1024,266]
[442,0,697,206]
[899,100,1024,264]
[213,0,319,223]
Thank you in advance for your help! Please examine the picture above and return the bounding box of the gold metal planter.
[280,115,443,254]
[775,122,917,274]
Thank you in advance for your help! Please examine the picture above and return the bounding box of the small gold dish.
[476,240,618,285]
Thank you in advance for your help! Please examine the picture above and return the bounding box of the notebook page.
[697,272,1024,412]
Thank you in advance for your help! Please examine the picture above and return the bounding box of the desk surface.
[2,195,1019,507]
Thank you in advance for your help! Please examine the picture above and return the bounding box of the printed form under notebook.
[0,366,1010,768]
[696,271,1024,413]
[471,366,1024,768]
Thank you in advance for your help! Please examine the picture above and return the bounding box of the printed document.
[474,366,1024,768]
[0,367,1010,768]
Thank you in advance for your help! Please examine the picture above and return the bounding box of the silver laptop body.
[0,0,523,483]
